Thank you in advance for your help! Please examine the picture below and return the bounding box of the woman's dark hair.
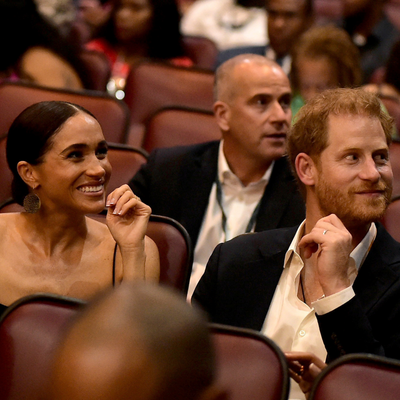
[99,0,185,59]
[6,101,97,205]
[0,0,91,88]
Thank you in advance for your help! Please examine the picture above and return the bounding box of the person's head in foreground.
[49,283,227,400]
[6,100,111,214]
[288,87,393,236]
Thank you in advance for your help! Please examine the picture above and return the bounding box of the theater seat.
[308,353,400,400]
[0,294,84,399]
[143,106,221,153]
[123,61,214,147]
[210,323,289,400]
[0,81,130,144]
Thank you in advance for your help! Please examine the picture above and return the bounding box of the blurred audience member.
[34,0,77,37]
[181,0,267,51]
[342,0,399,83]
[76,0,113,42]
[0,0,91,90]
[216,0,313,74]
[86,0,193,98]
[48,283,227,400]
[290,25,362,116]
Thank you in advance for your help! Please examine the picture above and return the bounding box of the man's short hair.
[287,88,394,193]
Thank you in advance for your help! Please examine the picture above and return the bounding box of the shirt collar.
[218,140,274,186]
[284,220,377,271]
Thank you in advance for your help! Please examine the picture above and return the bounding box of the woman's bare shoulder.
[85,216,113,240]
[0,212,21,228]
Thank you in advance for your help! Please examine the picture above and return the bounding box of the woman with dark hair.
[87,0,193,97]
[0,0,91,89]
[0,101,159,315]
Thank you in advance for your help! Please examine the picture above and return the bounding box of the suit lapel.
[179,142,219,245]
[239,227,297,330]
[255,156,299,231]
[354,224,400,314]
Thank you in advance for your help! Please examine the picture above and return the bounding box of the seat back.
[182,35,219,70]
[0,294,84,400]
[79,49,111,91]
[123,61,215,147]
[210,324,289,400]
[390,140,400,199]
[308,353,400,400]
[143,106,221,153]
[107,143,148,193]
[146,215,192,292]
[0,81,130,143]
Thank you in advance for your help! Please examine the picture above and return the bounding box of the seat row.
[1,292,400,400]
[0,60,219,149]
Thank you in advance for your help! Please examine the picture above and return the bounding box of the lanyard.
[215,174,262,239]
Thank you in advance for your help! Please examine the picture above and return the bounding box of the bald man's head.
[49,283,221,400]
[214,54,285,103]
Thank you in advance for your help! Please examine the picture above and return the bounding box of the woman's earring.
[23,192,41,213]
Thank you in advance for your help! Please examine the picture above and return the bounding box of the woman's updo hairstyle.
[6,101,97,205]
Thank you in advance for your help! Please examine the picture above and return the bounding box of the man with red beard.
[193,88,400,400]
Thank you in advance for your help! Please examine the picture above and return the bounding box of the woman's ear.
[17,161,39,189]
[295,153,317,187]
[213,101,230,132]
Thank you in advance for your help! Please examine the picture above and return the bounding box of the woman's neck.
[19,211,88,257]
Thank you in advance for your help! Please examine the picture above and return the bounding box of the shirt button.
[299,330,306,337]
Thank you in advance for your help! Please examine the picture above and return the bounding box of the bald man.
[48,283,226,400]
[129,54,305,299]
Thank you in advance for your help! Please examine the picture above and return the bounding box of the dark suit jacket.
[193,223,400,361]
[129,141,305,249]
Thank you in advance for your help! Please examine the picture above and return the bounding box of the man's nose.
[359,158,381,181]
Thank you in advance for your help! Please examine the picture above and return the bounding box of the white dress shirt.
[187,141,273,300]
[181,0,267,50]
[262,221,377,400]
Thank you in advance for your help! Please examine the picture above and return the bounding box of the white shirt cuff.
[312,286,355,315]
